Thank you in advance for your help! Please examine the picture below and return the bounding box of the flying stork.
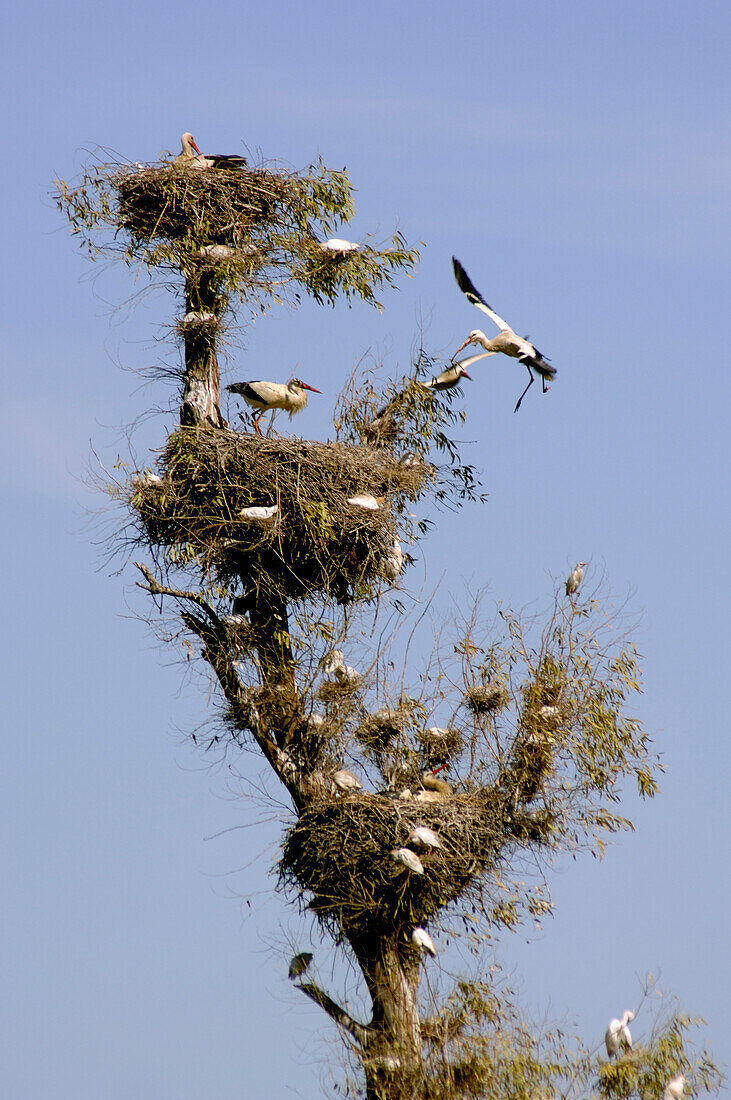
[226,378,321,435]
[452,257,557,412]
[423,350,496,391]
[605,1010,634,1058]
[174,132,248,169]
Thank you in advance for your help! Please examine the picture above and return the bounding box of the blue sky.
[2,1,729,1096]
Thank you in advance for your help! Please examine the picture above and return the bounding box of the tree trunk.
[180,273,226,429]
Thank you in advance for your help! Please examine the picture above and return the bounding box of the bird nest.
[280,790,506,939]
[114,163,299,247]
[130,428,429,603]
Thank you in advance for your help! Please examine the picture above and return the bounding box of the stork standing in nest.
[226,378,321,435]
[452,257,557,412]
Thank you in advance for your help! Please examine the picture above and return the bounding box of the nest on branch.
[280,789,508,939]
[130,428,428,604]
[464,683,510,717]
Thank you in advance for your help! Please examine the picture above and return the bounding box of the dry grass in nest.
[417,727,464,768]
[114,164,297,246]
[130,428,429,603]
[355,708,408,752]
[280,790,505,938]
[464,683,510,716]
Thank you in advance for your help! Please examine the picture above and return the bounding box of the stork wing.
[452,257,512,332]
[453,350,498,370]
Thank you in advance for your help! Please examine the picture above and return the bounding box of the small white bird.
[605,1011,634,1058]
[227,378,321,435]
[181,311,217,326]
[565,561,587,597]
[452,257,557,412]
[663,1075,686,1100]
[346,494,381,511]
[390,848,425,874]
[382,539,403,581]
[407,826,443,850]
[423,351,496,391]
[288,951,313,981]
[411,927,437,956]
[323,650,360,685]
[238,505,278,523]
[221,613,248,627]
[332,769,363,793]
[319,238,360,256]
[199,244,237,261]
[307,713,325,728]
[174,132,248,169]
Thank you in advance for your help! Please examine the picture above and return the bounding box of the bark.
[180,272,226,429]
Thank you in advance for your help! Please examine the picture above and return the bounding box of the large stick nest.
[131,428,429,603]
[279,790,507,939]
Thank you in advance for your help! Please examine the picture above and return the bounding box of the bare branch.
[297,981,370,1046]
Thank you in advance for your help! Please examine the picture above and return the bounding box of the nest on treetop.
[130,427,428,604]
[279,789,508,940]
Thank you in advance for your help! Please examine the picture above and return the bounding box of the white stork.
[332,769,363,794]
[347,493,382,511]
[323,650,361,685]
[664,1075,686,1100]
[226,378,321,435]
[407,826,443,850]
[411,927,437,956]
[319,238,360,256]
[238,505,278,524]
[423,351,496,391]
[605,1011,634,1058]
[382,539,404,581]
[174,132,248,169]
[390,848,425,874]
[452,257,557,412]
[565,561,587,597]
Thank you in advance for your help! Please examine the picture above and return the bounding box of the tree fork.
[181,270,226,429]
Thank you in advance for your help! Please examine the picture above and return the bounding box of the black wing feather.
[452,256,494,312]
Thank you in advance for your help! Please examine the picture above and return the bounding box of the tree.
[56,140,721,1100]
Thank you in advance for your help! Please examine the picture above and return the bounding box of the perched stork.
[605,1011,634,1058]
[174,132,248,169]
[421,774,452,796]
[423,351,496,391]
[347,493,382,511]
[565,561,587,598]
[319,238,360,256]
[391,848,425,874]
[664,1076,686,1100]
[323,650,361,685]
[226,378,321,435]
[411,928,437,957]
[382,539,404,581]
[238,505,278,524]
[288,952,313,981]
[407,826,442,850]
[332,769,363,794]
[452,257,557,412]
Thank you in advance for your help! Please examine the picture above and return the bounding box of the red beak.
[191,139,202,155]
[461,371,472,381]
[453,337,472,357]
[301,384,322,393]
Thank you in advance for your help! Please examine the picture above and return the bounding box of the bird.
[174,132,248,169]
[199,244,237,261]
[407,826,443,850]
[565,561,587,597]
[318,238,360,256]
[390,848,425,874]
[421,773,452,796]
[452,257,557,412]
[226,378,321,435]
[664,1075,686,1100]
[382,539,404,581]
[238,505,278,524]
[288,952,313,981]
[411,927,437,956]
[422,351,496,391]
[323,650,361,685]
[605,1011,634,1058]
[332,769,363,793]
[346,494,381,511]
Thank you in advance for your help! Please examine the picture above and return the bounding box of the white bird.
[174,132,248,169]
[452,257,557,412]
[323,650,361,685]
[199,244,237,261]
[423,351,496,391]
[390,848,425,874]
[565,561,587,597]
[307,713,325,728]
[605,1011,634,1058]
[411,927,437,956]
[133,471,162,487]
[407,826,443,850]
[319,238,360,256]
[347,494,381,511]
[181,311,217,326]
[332,769,363,793]
[382,539,403,581]
[664,1075,686,1100]
[238,505,278,523]
[221,613,248,627]
[226,378,321,435]
[288,951,313,981]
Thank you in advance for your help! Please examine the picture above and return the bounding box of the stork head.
[454,329,487,356]
[622,1010,635,1024]
[289,378,322,393]
[181,132,201,155]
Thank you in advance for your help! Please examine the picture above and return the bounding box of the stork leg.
[514,367,535,413]
[252,413,264,436]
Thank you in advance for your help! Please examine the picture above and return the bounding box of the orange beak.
[453,336,473,358]
[301,383,322,393]
[191,139,202,155]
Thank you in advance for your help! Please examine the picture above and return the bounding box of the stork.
[226,378,321,435]
[411,928,437,957]
[288,952,313,981]
[452,257,557,412]
[332,769,363,794]
[323,650,361,685]
[664,1075,686,1100]
[565,561,587,598]
[174,132,248,169]
[423,350,496,391]
[319,238,360,256]
[605,1011,634,1058]
[391,848,425,874]
[346,494,382,511]
[407,826,443,850]
[238,505,278,524]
